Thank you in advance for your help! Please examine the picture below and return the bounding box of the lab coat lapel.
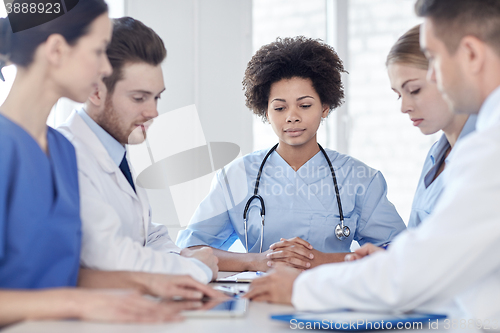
[127,156,152,238]
[62,111,140,201]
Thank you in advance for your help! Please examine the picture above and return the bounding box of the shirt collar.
[476,85,500,132]
[429,134,449,165]
[458,114,477,140]
[77,108,126,166]
[429,114,477,165]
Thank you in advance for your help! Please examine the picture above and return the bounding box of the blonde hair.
[386,25,428,70]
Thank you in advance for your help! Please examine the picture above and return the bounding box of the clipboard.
[271,310,446,331]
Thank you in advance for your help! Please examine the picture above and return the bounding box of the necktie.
[119,154,136,193]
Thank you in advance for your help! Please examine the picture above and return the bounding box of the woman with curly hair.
[177,36,406,272]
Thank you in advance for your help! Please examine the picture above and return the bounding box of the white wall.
[347,0,439,223]
[125,0,253,240]
[252,0,330,152]
[1,0,253,246]
[252,0,440,224]
[1,0,443,236]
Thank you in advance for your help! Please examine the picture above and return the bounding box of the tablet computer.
[271,310,446,331]
[182,298,249,318]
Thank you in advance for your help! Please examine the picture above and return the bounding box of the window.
[252,0,439,224]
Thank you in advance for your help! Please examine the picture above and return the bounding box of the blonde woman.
[387,25,476,229]
[344,24,477,261]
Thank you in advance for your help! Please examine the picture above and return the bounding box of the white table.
[3,302,296,333]
[1,272,471,333]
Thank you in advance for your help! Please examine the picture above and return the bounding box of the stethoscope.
[242,143,350,253]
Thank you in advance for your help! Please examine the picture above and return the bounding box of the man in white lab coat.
[245,0,500,320]
[58,17,218,283]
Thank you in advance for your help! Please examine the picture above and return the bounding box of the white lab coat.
[58,111,211,283]
[292,87,500,320]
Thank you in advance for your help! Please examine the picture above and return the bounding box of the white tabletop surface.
[1,272,296,333]
[1,272,474,333]
[2,302,296,333]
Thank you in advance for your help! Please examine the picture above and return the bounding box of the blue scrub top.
[177,147,406,253]
[408,115,477,228]
[0,114,81,289]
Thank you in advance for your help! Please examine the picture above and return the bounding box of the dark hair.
[386,25,428,70]
[243,36,346,120]
[102,17,167,94]
[0,0,108,67]
[415,0,500,55]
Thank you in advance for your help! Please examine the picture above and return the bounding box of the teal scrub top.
[0,114,81,288]
[177,147,406,253]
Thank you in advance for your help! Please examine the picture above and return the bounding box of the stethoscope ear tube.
[243,195,265,220]
[243,195,265,253]
[319,145,345,224]
[242,144,277,253]
[318,144,350,241]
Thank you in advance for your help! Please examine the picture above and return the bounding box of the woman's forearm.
[317,252,351,265]
[77,269,148,293]
[0,289,79,326]
[188,246,267,272]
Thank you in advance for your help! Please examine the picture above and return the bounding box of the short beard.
[95,95,128,144]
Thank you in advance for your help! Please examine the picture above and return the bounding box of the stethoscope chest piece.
[335,222,350,241]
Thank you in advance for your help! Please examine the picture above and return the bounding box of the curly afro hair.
[243,36,346,120]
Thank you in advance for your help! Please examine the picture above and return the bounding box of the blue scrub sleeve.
[177,170,239,250]
[0,160,6,260]
[177,214,239,251]
[354,171,406,246]
[0,137,15,260]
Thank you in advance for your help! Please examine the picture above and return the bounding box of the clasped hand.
[264,237,323,270]
[263,238,385,270]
